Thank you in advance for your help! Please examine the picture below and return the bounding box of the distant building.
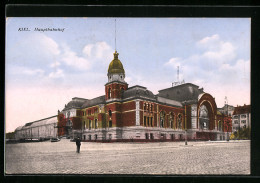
[14,116,58,141]
[232,104,251,132]
[218,104,234,117]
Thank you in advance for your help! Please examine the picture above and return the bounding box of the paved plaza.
[5,140,250,175]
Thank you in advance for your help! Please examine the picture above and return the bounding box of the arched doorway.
[197,93,217,131]
[199,105,209,130]
[198,102,215,130]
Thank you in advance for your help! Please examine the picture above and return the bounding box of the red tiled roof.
[233,105,251,115]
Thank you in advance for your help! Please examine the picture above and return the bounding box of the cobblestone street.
[5,140,250,175]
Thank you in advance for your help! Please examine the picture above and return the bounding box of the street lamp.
[225,96,229,141]
[184,101,188,145]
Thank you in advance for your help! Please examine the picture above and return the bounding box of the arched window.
[218,120,222,131]
[108,88,111,99]
[160,111,165,128]
[108,109,112,127]
[177,114,182,129]
[89,120,92,129]
[95,119,98,129]
[169,113,174,128]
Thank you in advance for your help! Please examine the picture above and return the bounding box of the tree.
[232,127,251,140]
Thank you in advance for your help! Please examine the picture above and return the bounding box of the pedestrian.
[76,137,81,153]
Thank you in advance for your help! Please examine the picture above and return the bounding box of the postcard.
[5,16,251,175]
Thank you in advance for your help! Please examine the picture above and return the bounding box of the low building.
[232,104,251,132]
[14,116,58,141]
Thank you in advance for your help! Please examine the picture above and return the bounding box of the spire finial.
[115,19,117,51]
[177,65,179,82]
[114,50,119,59]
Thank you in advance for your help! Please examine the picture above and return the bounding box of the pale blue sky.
[5,18,250,132]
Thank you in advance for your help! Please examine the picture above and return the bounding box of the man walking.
[76,137,81,153]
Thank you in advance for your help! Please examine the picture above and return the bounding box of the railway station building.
[56,51,230,142]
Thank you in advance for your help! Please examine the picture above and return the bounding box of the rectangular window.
[241,120,246,124]
[150,117,153,127]
[147,117,150,127]
[150,133,154,140]
[241,114,246,118]
[145,133,149,139]
[144,116,146,126]
[89,135,91,140]
[171,134,175,140]
[109,120,112,127]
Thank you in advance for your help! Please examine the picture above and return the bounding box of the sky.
[5,18,250,133]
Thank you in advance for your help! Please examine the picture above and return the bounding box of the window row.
[143,116,153,127]
[145,133,183,140]
[82,119,113,129]
[159,111,183,129]
[107,87,125,99]
[143,102,153,112]
[83,119,98,129]
[79,108,99,116]
[83,134,112,140]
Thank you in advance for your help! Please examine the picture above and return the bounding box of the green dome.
[108,51,125,74]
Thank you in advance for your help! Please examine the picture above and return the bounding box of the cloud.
[164,57,182,68]
[59,41,113,71]
[49,69,64,78]
[50,61,61,68]
[37,34,60,56]
[197,34,219,46]
[166,34,239,78]
[60,44,91,70]
[201,42,236,63]
[164,34,250,106]
[82,41,114,62]
[23,68,45,76]
[7,65,45,76]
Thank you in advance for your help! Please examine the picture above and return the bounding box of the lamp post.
[184,102,188,145]
[225,97,229,141]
